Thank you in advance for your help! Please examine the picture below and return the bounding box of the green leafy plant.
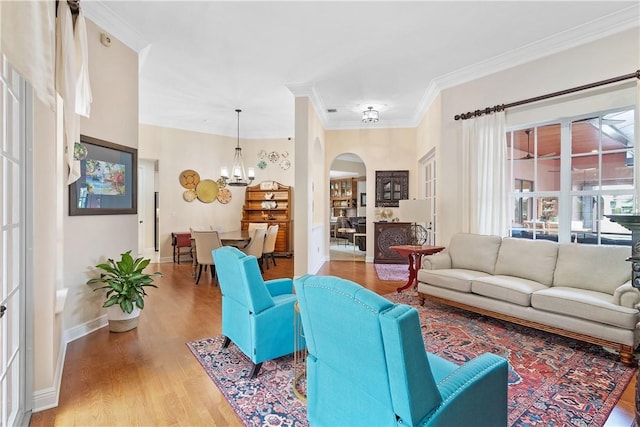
[87,250,162,314]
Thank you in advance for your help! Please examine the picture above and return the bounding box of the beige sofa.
[417,233,639,365]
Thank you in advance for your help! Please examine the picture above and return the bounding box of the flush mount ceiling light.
[362,106,379,123]
[220,109,255,187]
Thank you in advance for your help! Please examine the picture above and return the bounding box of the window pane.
[537,158,560,191]
[571,155,598,190]
[572,119,600,154]
[602,151,633,186]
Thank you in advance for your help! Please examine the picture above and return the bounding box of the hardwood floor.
[29,257,635,426]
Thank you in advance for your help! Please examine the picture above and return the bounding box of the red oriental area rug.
[187,291,635,427]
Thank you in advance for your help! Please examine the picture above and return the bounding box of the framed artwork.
[69,135,138,215]
[360,193,367,207]
[375,170,408,207]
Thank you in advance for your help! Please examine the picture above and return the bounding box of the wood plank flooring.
[29,257,634,426]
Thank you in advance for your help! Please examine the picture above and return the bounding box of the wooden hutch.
[241,181,293,256]
[330,177,358,217]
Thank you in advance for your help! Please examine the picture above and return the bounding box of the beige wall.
[293,97,326,275]
[325,127,417,259]
[139,124,295,261]
[436,28,639,245]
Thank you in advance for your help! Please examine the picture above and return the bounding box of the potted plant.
[87,250,162,332]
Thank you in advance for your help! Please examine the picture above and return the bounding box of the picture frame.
[69,135,138,215]
[360,193,367,207]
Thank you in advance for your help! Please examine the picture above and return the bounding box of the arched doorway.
[329,153,366,261]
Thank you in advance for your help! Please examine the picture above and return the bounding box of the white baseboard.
[32,314,108,412]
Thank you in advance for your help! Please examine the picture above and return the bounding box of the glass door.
[1,54,27,427]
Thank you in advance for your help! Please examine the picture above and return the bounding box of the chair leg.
[211,265,217,284]
[195,264,203,284]
[221,336,231,349]
[271,253,276,267]
[259,258,264,274]
[249,362,263,378]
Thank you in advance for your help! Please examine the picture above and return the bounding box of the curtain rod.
[454,70,640,121]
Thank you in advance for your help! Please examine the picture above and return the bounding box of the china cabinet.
[241,181,293,256]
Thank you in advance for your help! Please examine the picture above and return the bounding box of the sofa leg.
[620,345,635,367]
[221,336,231,349]
[418,295,425,306]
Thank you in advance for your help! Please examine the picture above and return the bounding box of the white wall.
[62,19,138,333]
[138,124,295,262]
[436,28,639,245]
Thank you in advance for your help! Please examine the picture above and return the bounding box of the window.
[508,108,634,245]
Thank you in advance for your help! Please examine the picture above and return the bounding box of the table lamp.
[399,199,431,245]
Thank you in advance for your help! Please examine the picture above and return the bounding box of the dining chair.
[248,222,268,234]
[240,228,267,273]
[262,224,279,269]
[191,230,223,284]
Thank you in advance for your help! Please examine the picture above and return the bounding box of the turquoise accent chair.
[212,246,301,378]
[294,274,508,426]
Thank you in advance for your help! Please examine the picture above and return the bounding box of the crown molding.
[286,83,329,128]
[82,1,150,52]
[412,4,640,126]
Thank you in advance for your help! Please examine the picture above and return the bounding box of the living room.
[2,1,639,426]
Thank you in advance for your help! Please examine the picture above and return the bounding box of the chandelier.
[362,106,379,123]
[220,109,255,187]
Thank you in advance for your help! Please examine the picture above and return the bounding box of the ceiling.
[83,1,639,139]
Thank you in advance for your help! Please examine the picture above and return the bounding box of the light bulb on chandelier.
[220,109,255,187]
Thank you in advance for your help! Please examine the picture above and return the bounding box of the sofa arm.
[421,251,452,270]
[265,278,294,297]
[613,281,640,308]
[423,353,508,426]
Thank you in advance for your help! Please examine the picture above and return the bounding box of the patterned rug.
[187,291,636,427]
[374,263,409,281]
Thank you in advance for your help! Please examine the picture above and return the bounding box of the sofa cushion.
[472,275,550,307]
[553,244,630,294]
[449,233,503,275]
[417,269,492,293]
[494,238,558,286]
[532,286,638,330]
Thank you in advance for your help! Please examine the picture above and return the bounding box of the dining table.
[219,230,252,248]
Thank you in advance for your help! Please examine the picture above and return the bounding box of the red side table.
[389,245,445,292]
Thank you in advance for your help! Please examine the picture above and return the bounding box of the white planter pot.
[106,304,140,332]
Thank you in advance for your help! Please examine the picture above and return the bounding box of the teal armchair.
[212,246,301,378]
[293,274,508,426]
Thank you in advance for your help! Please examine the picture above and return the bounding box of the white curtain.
[461,111,509,236]
[0,1,56,109]
[56,0,92,184]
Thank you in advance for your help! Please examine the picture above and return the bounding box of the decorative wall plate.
[258,150,267,159]
[183,189,197,202]
[264,192,274,200]
[217,188,232,204]
[179,169,201,189]
[216,178,227,189]
[280,159,291,170]
[281,151,289,158]
[261,201,277,209]
[195,179,219,203]
[268,151,280,163]
[257,160,267,170]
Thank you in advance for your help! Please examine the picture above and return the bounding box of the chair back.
[294,274,443,426]
[242,228,266,259]
[192,230,222,265]
[263,224,279,254]
[213,246,275,313]
[248,222,268,234]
